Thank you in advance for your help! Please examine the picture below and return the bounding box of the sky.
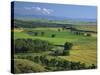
[13,1,97,19]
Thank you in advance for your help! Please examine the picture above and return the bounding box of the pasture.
[13,26,97,66]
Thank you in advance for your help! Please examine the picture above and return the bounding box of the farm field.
[11,2,97,74]
[13,26,97,66]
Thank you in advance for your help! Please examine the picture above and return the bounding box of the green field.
[12,1,97,73]
[13,26,97,67]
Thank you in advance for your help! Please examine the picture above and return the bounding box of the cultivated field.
[13,26,97,67]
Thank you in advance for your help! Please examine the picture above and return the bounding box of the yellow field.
[59,49,97,66]
[14,28,24,32]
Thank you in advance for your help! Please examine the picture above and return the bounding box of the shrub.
[14,59,46,73]
[41,32,45,36]
[58,29,61,32]
[34,32,38,36]
[86,33,91,36]
[64,42,73,50]
[51,34,55,38]
[14,55,97,72]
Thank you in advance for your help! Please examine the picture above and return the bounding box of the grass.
[13,26,97,66]
[59,49,97,66]
[14,28,96,44]
[14,59,46,73]
[75,25,97,32]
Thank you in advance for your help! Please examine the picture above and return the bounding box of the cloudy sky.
[13,1,97,19]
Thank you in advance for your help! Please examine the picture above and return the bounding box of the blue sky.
[13,1,97,19]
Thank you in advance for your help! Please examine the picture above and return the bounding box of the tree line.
[14,39,53,53]
[31,55,97,71]
[16,55,97,71]
[15,39,73,56]
[14,19,72,28]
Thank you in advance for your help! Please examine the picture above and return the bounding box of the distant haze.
[13,1,97,22]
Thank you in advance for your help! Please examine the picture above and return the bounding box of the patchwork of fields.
[13,26,97,66]
[12,1,97,73]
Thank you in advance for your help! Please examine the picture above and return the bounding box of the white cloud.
[24,7,32,10]
[41,7,54,15]
[42,8,50,14]
[24,6,54,15]
[35,7,41,11]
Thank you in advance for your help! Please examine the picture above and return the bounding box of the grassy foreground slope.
[14,59,46,73]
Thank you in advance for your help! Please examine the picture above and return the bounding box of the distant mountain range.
[14,14,97,22]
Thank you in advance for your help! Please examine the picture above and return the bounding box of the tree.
[15,39,28,53]
[41,32,45,36]
[75,32,79,35]
[51,34,56,38]
[64,42,73,50]
[86,33,91,37]
[14,39,54,53]
[63,42,73,56]
[89,64,96,69]
[62,26,66,30]
[33,56,40,63]
[58,29,61,32]
[34,32,38,36]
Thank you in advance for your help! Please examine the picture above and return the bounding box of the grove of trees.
[14,38,96,73]
[14,39,53,53]
[14,55,97,73]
